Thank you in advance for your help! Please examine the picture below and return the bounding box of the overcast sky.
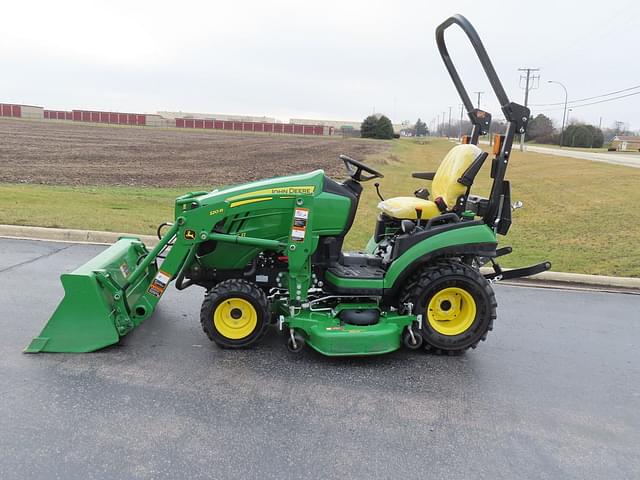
[2,0,638,130]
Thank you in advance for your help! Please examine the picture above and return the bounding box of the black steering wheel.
[339,154,384,182]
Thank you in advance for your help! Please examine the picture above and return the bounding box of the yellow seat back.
[376,143,483,220]
[432,144,482,208]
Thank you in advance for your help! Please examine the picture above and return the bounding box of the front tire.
[200,279,269,349]
[400,261,496,355]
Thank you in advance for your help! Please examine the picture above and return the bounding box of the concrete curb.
[0,224,158,247]
[479,267,640,292]
[1,224,639,291]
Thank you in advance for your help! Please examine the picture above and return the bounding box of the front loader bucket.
[25,237,158,353]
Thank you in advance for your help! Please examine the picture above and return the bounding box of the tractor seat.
[377,196,441,220]
[377,144,484,220]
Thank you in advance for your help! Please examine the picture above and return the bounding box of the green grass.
[347,138,640,277]
[0,185,187,234]
[1,138,639,276]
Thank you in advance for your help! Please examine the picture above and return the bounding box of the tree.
[375,115,394,139]
[526,114,554,142]
[361,114,395,139]
[586,125,604,148]
[414,118,428,136]
[563,123,604,148]
[360,115,378,138]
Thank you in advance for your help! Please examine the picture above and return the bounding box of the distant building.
[291,118,361,131]
[144,114,173,127]
[0,103,44,120]
[611,135,640,151]
[291,117,404,134]
[158,111,280,123]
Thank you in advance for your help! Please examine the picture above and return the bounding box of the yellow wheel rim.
[427,287,477,336]
[213,298,258,340]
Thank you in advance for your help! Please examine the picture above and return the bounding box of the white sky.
[2,0,639,129]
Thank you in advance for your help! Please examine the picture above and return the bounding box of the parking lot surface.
[1,238,638,479]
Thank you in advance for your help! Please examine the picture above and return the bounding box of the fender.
[383,223,497,294]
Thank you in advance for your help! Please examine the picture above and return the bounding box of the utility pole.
[473,91,484,109]
[459,104,464,140]
[442,111,447,137]
[448,106,452,139]
[518,67,540,151]
[437,114,440,136]
[598,116,602,130]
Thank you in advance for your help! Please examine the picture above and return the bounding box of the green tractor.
[26,15,550,357]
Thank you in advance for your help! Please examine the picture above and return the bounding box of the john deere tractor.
[26,15,550,357]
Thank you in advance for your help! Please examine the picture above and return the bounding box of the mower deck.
[285,309,418,356]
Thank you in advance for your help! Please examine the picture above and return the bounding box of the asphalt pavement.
[478,139,640,168]
[524,144,640,168]
[1,238,639,480]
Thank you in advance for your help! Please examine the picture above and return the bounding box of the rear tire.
[400,260,496,355]
[200,279,269,349]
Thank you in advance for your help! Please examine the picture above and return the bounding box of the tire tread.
[399,260,497,355]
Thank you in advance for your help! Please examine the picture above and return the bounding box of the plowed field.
[0,119,389,187]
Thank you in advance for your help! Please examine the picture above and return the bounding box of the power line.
[530,83,640,107]
[533,90,640,112]
[575,90,640,107]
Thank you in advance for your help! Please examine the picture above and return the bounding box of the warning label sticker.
[148,270,171,298]
[294,208,308,220]
[291,208,309,242]
[148,286,162,298]
[291,227,306,241]
[119,262,130,278]
[155,271,170,287]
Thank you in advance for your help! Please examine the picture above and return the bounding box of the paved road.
[524,145,640,168]
[478,139,640,168]
[1,238,639,480]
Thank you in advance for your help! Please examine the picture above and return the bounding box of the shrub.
[360,115,378,138]
[361,114,395,140]
[375,115,394,139]
[563,124,604,148]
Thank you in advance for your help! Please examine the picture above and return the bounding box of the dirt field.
[0,119,389,187]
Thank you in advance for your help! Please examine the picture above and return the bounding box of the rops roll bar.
[435,14,530,234]
[436,14,529,143]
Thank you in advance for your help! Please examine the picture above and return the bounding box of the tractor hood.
[175,169,326,215]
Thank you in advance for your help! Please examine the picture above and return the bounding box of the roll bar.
[435,14,530,235]
[436,14,529,143]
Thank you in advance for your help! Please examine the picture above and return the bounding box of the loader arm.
[24,214,292,353]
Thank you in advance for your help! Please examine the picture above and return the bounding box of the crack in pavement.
[0,245,72,275]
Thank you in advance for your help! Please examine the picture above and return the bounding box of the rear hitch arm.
[484,261,552,282]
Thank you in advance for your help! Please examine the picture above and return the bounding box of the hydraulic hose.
[174,244,198,291]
